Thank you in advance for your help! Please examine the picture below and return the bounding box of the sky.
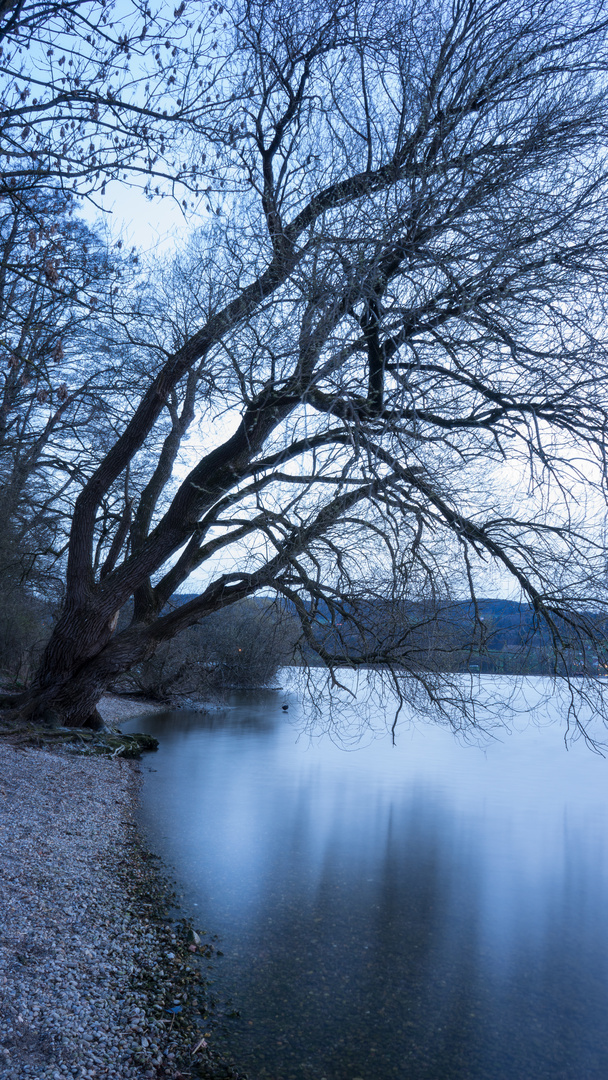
[81,178,196,258]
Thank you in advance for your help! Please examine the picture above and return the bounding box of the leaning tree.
[3,0,608,735]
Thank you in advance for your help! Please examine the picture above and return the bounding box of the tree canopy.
[3,0,608,738]
[0,0,223,200]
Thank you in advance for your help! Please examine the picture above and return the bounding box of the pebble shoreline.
[0,697,244,1080]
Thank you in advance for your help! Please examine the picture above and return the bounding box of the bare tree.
[3,0,608,736]
[115,597,299,700]
[0,0,226,201]
[0,181,139,585]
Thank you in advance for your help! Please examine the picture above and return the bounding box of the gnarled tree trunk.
[9,612,155,728]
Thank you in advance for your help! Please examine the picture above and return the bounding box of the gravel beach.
[0,697,244,1080]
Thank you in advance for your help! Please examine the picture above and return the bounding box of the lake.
[125,674,608,1080]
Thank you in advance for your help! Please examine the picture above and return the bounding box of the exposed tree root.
[0,720,158,758]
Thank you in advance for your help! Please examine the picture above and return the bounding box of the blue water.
[125,676,608,1080]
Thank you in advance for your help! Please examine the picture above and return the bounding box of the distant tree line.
[303,598,607,677]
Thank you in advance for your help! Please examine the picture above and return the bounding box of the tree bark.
[13,618,155,728]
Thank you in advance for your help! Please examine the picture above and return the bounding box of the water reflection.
[127,680,608,1080]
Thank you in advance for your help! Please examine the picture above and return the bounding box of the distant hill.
[167,593,606,675]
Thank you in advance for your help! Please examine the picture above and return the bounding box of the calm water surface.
[126,676,608,1080]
